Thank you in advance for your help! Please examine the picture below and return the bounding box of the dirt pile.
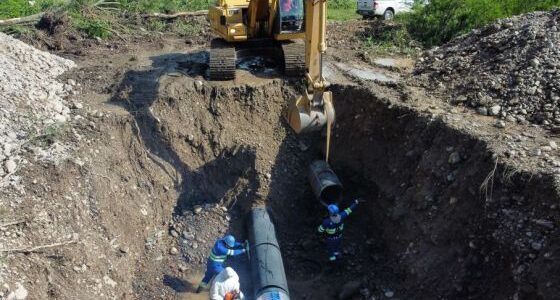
[415,9,560,129]
[0,32,77,184]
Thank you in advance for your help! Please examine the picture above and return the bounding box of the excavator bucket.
[287,90,334,133]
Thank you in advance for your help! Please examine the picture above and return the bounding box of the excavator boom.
[287,0,335,160]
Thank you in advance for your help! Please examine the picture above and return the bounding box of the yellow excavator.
[208,0,334,143]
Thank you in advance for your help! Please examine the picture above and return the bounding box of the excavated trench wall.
[329,84,560,299]
[141,76,559,299]
[74,62,559,299]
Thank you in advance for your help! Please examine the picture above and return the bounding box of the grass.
[119,0,210,13]
[406,0,560,47]
[328,8,360,21]
[0,0,66,19]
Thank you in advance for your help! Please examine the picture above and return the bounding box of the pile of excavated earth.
[0,32,78,183]
[415,9,560,130]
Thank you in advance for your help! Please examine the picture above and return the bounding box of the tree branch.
[0,239,78,253]
[142,10,208,19]
[0,13,45,26]
[0,219,25,228]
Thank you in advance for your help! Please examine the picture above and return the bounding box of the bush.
[329,0,355,10]
[406,0,560,47]
[0,0,65,19]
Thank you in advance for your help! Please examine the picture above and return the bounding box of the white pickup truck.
[357,0,415,20]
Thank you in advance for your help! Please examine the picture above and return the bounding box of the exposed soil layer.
[331,84,560,299]
[2,19,560,300]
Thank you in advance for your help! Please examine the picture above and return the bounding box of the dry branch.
[142,10,208,19]
[0,219,25,228]
[0,239,78,253]
[0,13,45,26]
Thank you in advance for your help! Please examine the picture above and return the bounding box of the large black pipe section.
[248,207,290,300]
[308,160,343,204]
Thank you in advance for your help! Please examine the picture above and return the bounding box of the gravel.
[415,10,560,130]
[0,32,76,181]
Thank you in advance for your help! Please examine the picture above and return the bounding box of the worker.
[209,267,245,300]
[196,234,247,293]
[281,0,293,13]
[317,199,360,262]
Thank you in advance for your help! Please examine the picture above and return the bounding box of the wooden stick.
[142,10,208,19]
[0,219,25,228]
[0,13,45,26]
[0,239,78,253]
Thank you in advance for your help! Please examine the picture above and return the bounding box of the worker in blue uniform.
[196,234,247,293]
[318,199,360,262]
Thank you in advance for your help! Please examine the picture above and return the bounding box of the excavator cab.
[277,0,304,33]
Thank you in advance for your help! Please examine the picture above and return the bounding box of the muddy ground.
[1,17,559,300]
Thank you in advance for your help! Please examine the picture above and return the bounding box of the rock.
[530,58,540,68]
[489,105,501,116]
[541,146,553,152]
[71,101,83,109]
[449,197,458,205]
[195,80,203,90]
[67,79,76,86]
[549,141,558,150]
[495,120,506,128]
[4,159,17,173]
[3,143,14,156]
[338,280,361,300]
[448,152,461,164]
[360,288,371,297]
[53,114,66,123]
[530,148,542,157]
[103,275,117,288]
[531,241,543,251]
[7,283,28,300]
[170,230,179,238]
[186,134,194,142]
[193,205,203,214]
[169,247,179,255]
[477,107,488,116]
[384,290,395,298]
[178,264,188,272]
[183,231,195,240]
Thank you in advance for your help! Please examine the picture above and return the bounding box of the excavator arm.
[287,0,335,160]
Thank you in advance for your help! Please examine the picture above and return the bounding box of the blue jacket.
[318,202,358,238]
[208,239,245,264]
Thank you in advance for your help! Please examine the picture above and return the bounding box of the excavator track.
[209,38,236,81]
[282,42,306,77]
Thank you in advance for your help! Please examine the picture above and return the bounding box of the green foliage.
[406,0,560,47]
[146,19,166,31]
[172,19,202,35]
[329,0,355,10]
[119,0,210,13]
[363,21,417,55]
[0,24,33,34]
[328,8,359,20]
[0,0,65,18]
[71,12,112,38]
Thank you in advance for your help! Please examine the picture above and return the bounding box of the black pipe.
[308,160,343,204]
[248,208,290,300]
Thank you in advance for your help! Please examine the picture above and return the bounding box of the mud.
[2,19,560,300]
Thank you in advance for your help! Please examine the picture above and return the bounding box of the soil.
[1,15,559,300]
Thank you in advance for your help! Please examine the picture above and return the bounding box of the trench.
[104,52,560,300]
